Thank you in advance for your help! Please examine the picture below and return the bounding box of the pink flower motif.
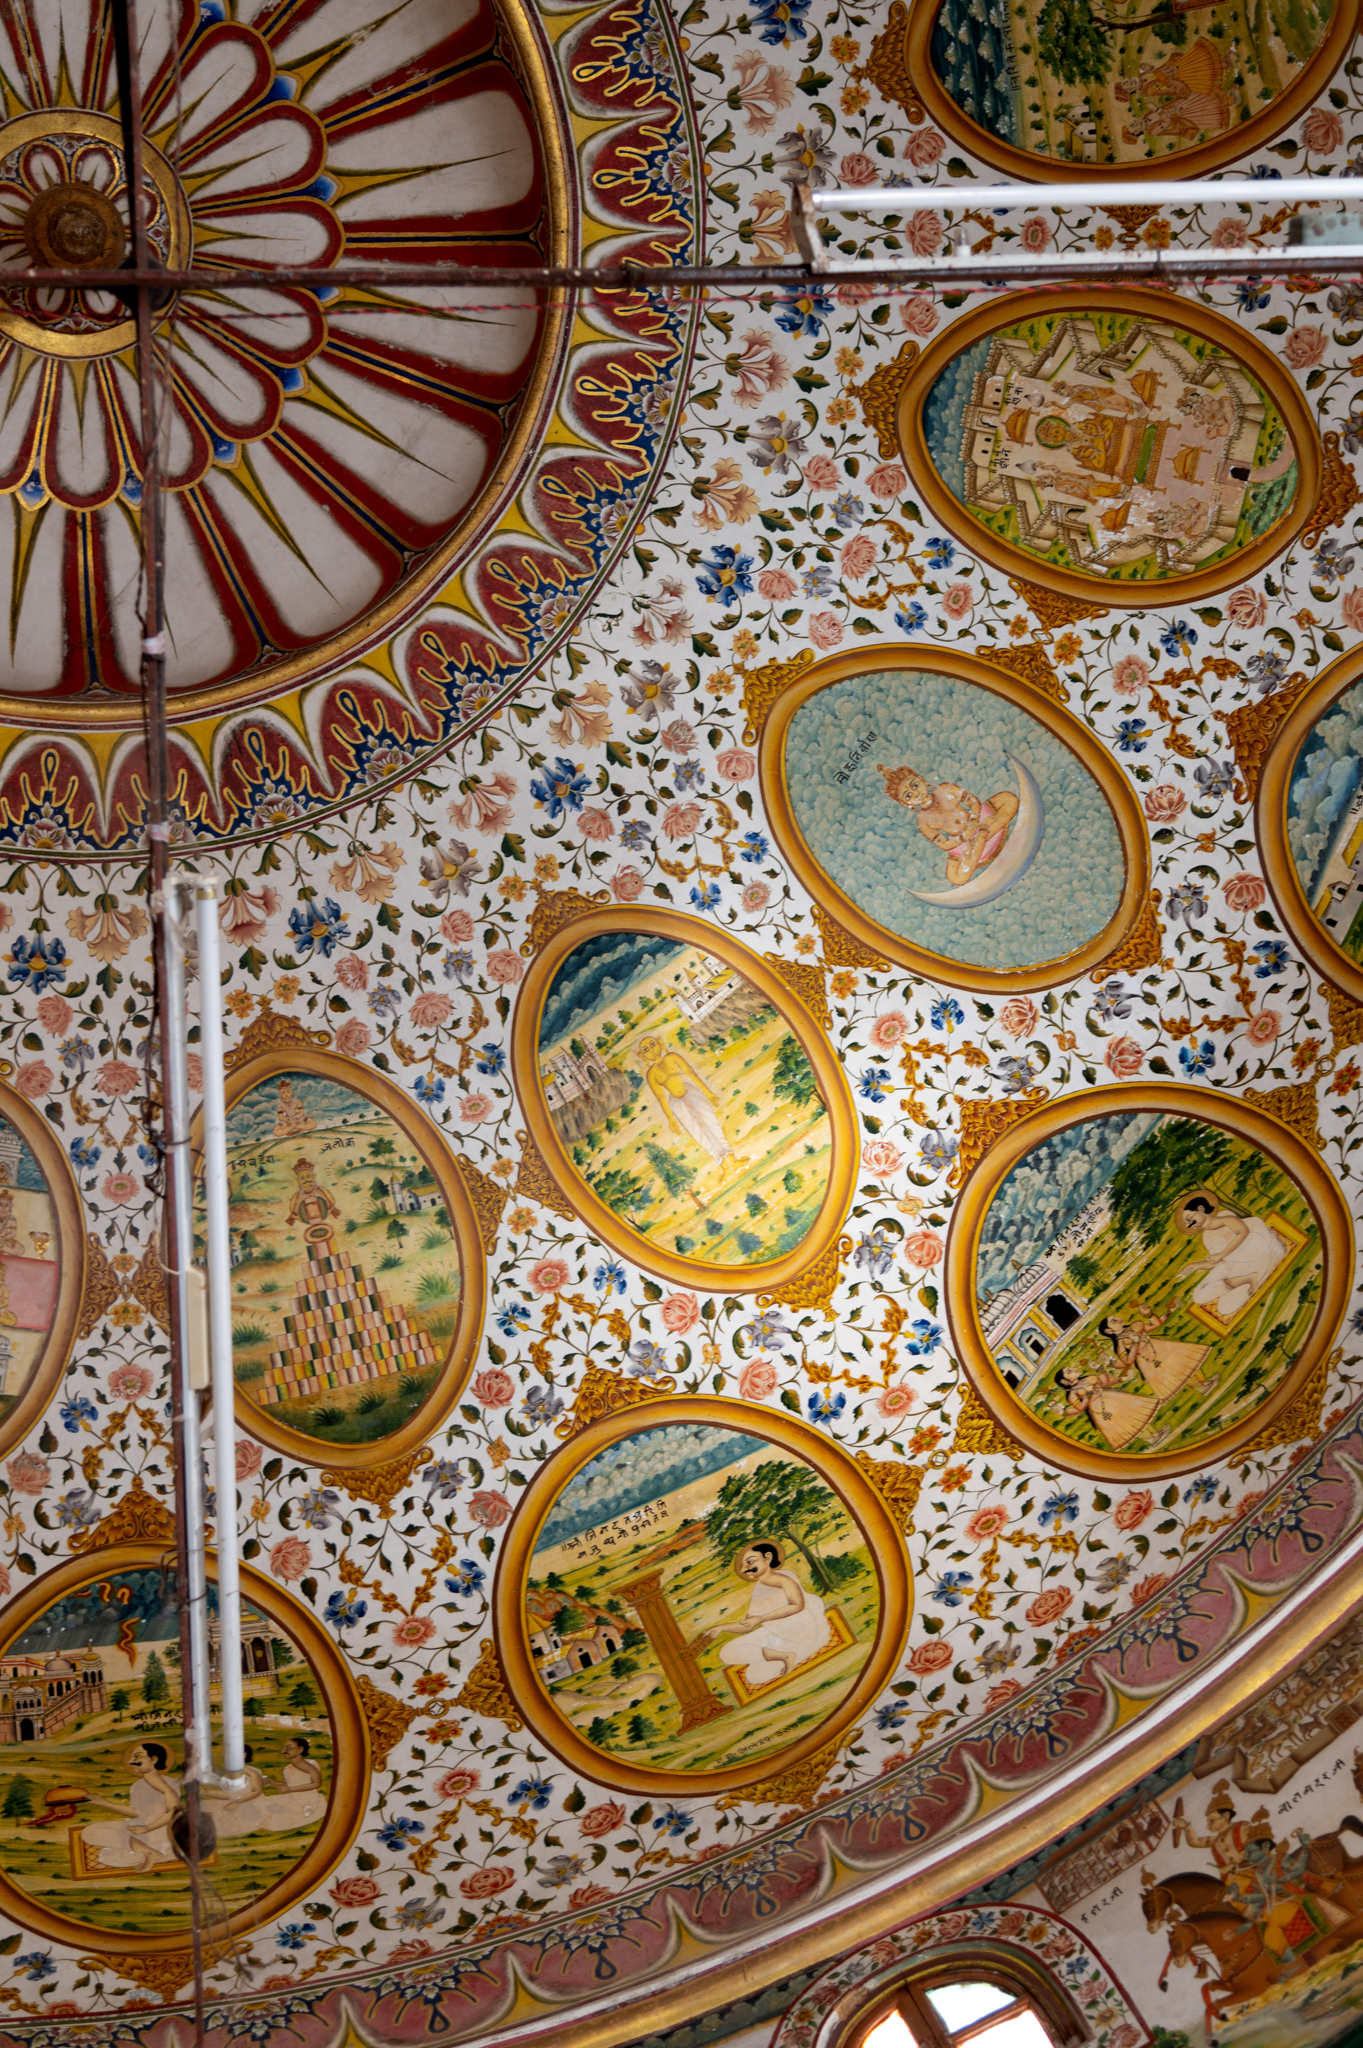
[187,1053,203,1093]
[1344,589,1363,634]
[5,1451,47,1494]
[108,1363,152,1401]
[902,1229,943,1268]
[985,1679,1022,1711]
[660,1292,699,1334]
[331,1876,381,1907]
[1209,216,1250,250]
[101,1172,141,1209]
[862,1137,902,1181]
[94,1058,140,1097]
[1226,585,1268,629]
[530,1257,570,1294]
[220,886,280,947]
[270,1535,312,1582]
[1112,653,1151,695]
[469,1489,511,1529]
[460,1092,492,1124]
[568,1884,615,1909]
[1283,324,1328,369]
[965,1506,1009,1542]
[1026,1586,1073,1627]
[900,294,939,337]
[578,1799,626,1838]
[905,211,943,257]
[578,807,615,843]
[809,611,844,650]
[738,1357,778,1400]
[474,1368,515,1407]
[485,948,525,986]
[460,1866,515,1898]
[1303,106,1345,154]
[437,1768,480,1800]
[1131,1574,1170,1606]
[942,583,973,620]
[1018,214,1051,253]
[999,996,1037,1039]
[803,453,840,492]
[909,1640,953,1675]
[13,1061,52,1101]
[410,992,454,1029]
[1113,1488,1153,1530]
[1246,1008,1282,1046]
[866,462,908,500]
[1223,874,1267,912]
[612,866,645,903]
[441,909,475,945]
[741,880,770,913]
[335,1018,371,1058]
[1143,783,1186,824]
[758,566,799,601]
[35,995,72,1037]
[840,151,879,186]
[715,748,755,782]
[876,1383,916,1420]
[335,954,369,990]
[1104,1035,1144,1080]
[235,1440,262,1482]
[392,1614,437,1649]
[662,801,701,841]
[840,534,878,580]
[661,721,697,753]
[903,127,946,166]
[869,1010,909,1050]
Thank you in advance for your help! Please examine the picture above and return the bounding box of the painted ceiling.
[0,0,1357,2044]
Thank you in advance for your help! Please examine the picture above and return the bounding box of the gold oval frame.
[901,0,1362,185]
[756,643,1151,993]
[896,289,1322,608]
[493,1397,911,1795]
[0,1542,368,1957]
[0,1082,86,1461]
[199,1048,486,1469]
[510,908,857,1292]
[945,1083,1353,1479]
[1256,647,1363,1006]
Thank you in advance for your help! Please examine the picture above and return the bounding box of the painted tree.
[141,1652,170,1707]
[1036,0,1210,89]
[704,1459,842,1594]
[2,1778,33,1820]
[772,1034,821,1112]
[643,1142,696,1199]
[1107,1118,1233,1250]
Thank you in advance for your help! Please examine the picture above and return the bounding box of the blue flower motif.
[524,1386,565,1427]
[621,818,654,851]
[1116,716,1152,754]
[832,491,865,531]
[1233,276,1271,311]
[414,1075,445,1106]
[1179,1039,1217,1078]
[529,756,591,821]
[627,1336,670,1378]
[276,1924,315,1951]
[858,1064,892,1102]
[69,1137,101,1169]
[1039,1490,1080,1528]
[368,985,403,1018]
[689,882,721,913]
[61,1395,98,1433]
[509,1777,553,1810]
[287,897,349,959]
[895,603,928,633]
[1183,1475,1217,1505]
[60,1035,93,1071]
[903,1318,943,1356]
[446,1559,486,1597]
[1166,881,1207,928]
[1093,979,1131,1022]
[443,947,474,984]
[653,1805,695,1836]
[474,1043,506,1076]
[696,545,754,603]
[739,830,770,863]
[994,1054,1037,1095]
[930,994,964,1031]
[924,537,956,569]
[593,1261,627,1297]
[1250,163,1282,177]
[752,0,812,39]
[875,1702,909,1730]
[1252,938,1289,978]
[5,934,66,993]
[853,1227,894,1277]
[377,1816,425,1852]
[741,1307,789,1350]
[15,1954,55,1981]
[424,1460,462,1499]
[674,759,706,793]
[55,1488,100,1529]
[1158,619,1198,659]
[326,1589,367,1629]
[920,1128,959,1169]
[773,283,834,337]
[801,562,836,599]
[495,1303,530,1334]
[931,1571,974,1607]
[1194,756,1236,801]
[807,1390,847,1423]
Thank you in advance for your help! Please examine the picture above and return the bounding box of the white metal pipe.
[808,176,1363,212]
[196,882,246,1785]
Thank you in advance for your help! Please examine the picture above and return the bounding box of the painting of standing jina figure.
[535,931,833,1266]
[972,1107,1325,1462]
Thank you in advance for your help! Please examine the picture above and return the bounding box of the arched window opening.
[851,1953,1085,2048]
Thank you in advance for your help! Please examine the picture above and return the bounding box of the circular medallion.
[897,290,1320,607]
[1255,651,1363,1006]
[493,1399,911,1794]
[0,1081,85,1463]
[754,646,1150,992]
[945,1086,1352,1478]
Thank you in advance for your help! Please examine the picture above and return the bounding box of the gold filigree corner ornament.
[78,1945,241,2003]
[1243,1345,1339,1454]
[949,1092,1048,1188]
[452,1154,508,1254]
[975,643,1066,707]
[860,0,924,122]
[756,1232,849,1321]
[1240,1078,1323,1153]
[1301,432,1363,550]
[763,952,831,1030]
[521,887,611,960]
[513,1126,578,1220]
[1089,888,1166,982]
[813,903,889,972]
[950,1381,1026,1461]
[1321,980,1363,1053]
[853,1452,923,1535]
[554,1363,678,1441]
[849,338,921,462]
[69,1474,177,1554]
[356,1673,420,1770]
[128,1241,169,1331]
[1009,577,1112,634]
[456,1637,524,1731]
[76,1231,123,1340]
[224,1003,333,1073]
[717,1735,842,1811]
[1226,672,1314,805]
[740,648,816,746]
[321,1447,434,1517]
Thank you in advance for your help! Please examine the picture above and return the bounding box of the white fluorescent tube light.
[805,176,1363,212]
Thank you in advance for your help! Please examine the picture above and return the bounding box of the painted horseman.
[1173,1782,1349,1962]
